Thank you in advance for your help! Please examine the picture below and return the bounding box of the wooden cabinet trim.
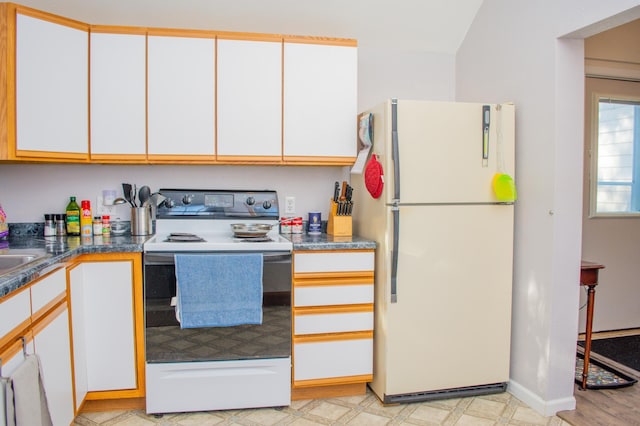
[0,317,31,352]
[217,31,282,42]
[14,4,89,31]
[293,374,372,389]
[90,25,148,35]
[294,271,374,281]
[30,299,66,336]
[283,35,357,47]
[147,27,216,38]
[294,304,373,316]
[0,329,33,363]
[293,330,372,344]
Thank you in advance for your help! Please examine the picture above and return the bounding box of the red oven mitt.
[364,154,384,199]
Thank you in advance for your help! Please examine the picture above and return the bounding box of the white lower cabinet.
[0,266,74,426]
[294,336,373,381]
[68,254,143,411]
[32,302,75,426]
[292,250,375,397]
[69,260,136,392]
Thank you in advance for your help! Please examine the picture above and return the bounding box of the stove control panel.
[156,189,280,219]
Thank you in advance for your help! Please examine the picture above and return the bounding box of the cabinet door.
[0,287,30,349]
[283,41,357,163]
[90,30,147,159]
[77,261,137,391]
[68,263,88,411]
[147,33,215,158]
[217,37,282,160]
[32,303,75,426]
[15,12,88,158]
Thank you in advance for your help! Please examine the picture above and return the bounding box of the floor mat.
[575,353,637,389]
[578,334,640,371]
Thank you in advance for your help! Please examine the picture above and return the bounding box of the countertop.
[1,232,376,298]
[283,233,377,251]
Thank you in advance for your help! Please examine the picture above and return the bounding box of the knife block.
[327,200,352,236]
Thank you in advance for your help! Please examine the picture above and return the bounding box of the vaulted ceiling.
[15,0,484,54]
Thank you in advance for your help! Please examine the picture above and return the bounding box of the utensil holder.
[327,200,352,236]
[131,206,152,236]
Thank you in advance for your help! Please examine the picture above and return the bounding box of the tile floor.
[73,388,570,426]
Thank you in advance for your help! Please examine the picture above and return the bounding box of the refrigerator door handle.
[391,99,401,200]
[390,203,399,303]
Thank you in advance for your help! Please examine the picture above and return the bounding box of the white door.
[81,261,137,391]
[377,100,515,204]
[16,13,88,155]
[383,204,514,395]
[147,35,215,156]
[33,304,75,426]
[90,32,146,157]
[283,42,357,159]
[217,38,282,158]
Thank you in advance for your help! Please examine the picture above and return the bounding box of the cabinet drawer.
[294,283,373,307]
[294,251,374,274]
[0,288,31,341]
[30,267,66,317]
[293,335,373,381]
[295,310,373,335]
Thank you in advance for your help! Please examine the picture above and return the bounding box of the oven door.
[143,251,291,363]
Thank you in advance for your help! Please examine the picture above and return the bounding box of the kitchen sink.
[0,249,47,276]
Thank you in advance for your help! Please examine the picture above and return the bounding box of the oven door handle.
[144,252,291,265]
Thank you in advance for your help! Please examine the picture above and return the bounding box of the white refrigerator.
[351,99,515,403]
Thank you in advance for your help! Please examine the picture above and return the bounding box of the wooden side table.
[579,260,605,390]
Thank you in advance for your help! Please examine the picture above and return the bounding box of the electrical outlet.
[285,196,296,215]
[96,196,116,216]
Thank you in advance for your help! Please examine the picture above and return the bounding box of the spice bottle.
[56,214,66,236]
[80,200,93,236]
[65,196,81,236]
[44,214,56,237]
[93,216,102,235]
[102,215,111,236]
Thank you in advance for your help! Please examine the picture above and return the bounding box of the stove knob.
[262,200,272,210]
[182,195,193,205]
[246,196,255,206]
[164,198,175,208]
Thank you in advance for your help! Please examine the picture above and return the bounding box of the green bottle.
[65,196,81,236]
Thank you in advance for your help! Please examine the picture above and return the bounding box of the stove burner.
[234,236,275,243]
[164,233,206,242]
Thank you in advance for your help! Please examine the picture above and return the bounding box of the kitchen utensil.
[113,198,128,205]
[230,223,274,238]
[138,185,151,207]
[122,183,135,207]
[131,206,151,235]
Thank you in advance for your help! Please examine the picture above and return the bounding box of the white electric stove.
[142,189,292,414]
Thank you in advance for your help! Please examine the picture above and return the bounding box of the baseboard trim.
[508,380,576,417]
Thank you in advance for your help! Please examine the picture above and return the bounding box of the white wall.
[0,47,455,224]
[456,0,640,416]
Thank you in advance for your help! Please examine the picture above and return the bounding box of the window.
[593,98,640,214]
[589,76,640,217]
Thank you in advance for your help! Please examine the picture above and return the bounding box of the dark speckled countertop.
[284,233,376,251]
[0,234,148,298]
[1,231,376,298]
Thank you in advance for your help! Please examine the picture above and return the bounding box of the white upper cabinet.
[147,33,215,159]
[15,12,89,159]
[283,41,358,163]
[217,37,282,160]
[90,30,146,159]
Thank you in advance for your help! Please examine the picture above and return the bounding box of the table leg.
[581,284,596,390]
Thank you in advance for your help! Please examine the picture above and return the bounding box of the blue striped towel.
[175,253,263,328]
